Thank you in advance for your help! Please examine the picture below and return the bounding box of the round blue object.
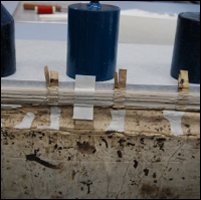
[67,2,120,81]
[1,3,16,77]
[171,12,200,84]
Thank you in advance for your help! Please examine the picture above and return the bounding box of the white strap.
[73,75,96,121]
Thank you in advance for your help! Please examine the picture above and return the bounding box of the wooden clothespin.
[119,69,127,89]
[44,66,59,105]
[114,69,127,109]
[178,70,190,93]
[114,69,127,90]
[44,65,59,88]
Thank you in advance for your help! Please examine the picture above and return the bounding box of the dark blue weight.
[67,1,120,81]
[171,12,200,84]
[1,3,16,77]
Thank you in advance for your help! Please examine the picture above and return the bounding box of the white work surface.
[1,1,200,91]
[3,39,177,86]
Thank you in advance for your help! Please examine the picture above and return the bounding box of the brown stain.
[133,160,138,169]
[26,154,63,170]
[80,180,93,194]
[1,130,16,146]
[105,130,115,136]
[153,138,166,151]
[140,138,145,145]
[117,150,123,158]
[159,188,179,199]
[72,170,77,180]
[21,175,27,180]
[51,195,63,199]
[143,168,149,176]
[77,142,96,154]
[127,142,135,147]
[141,184,159,197]
[152,173,157,179]
[153,156,161,163]
[118,138,126,147]
[101,138,109,148]
[140,184,178,199]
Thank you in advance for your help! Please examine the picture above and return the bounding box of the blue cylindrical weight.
[171,12,200,84]
[67,1,120,81]
[1,3,16,77]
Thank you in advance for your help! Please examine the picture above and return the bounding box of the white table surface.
[1,1,200,90]
[2,40,176,86]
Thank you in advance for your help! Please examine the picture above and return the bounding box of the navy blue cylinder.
[1,4,16,77]
[67,2,120,81]
[171,12,200,84]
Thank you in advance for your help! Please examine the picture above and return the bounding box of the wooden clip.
[114,69,127,89]
[114,69,127,109]
[178,70,189,93]
[114,72,119,89]
[44,65,59,88]
[119,69,127,89]
[44,66,59,105]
